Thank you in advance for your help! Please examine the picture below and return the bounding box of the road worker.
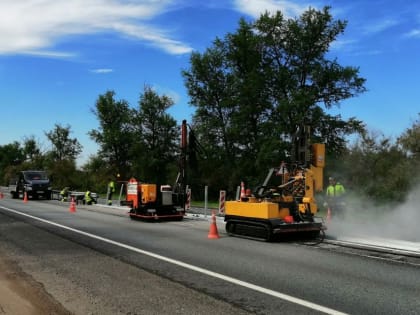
[107,178,116,206]
[85,189,96,205]
[325,177,346,217]
[59,187,70,202]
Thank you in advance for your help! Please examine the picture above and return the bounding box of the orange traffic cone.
[0,191,3,199]
[208,211,220,239]
[69,197,76,213]
[240,181,246,199]
[326,207,331,224]
[23,192,28,203]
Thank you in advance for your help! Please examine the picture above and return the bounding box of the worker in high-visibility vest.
[107,178,116,206]
[59,187,69,202]
[325,177,346,217]
[85,190,96,205]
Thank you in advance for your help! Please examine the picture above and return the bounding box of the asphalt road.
[0,197,419,315]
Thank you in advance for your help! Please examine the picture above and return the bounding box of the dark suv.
[10,170,52,200]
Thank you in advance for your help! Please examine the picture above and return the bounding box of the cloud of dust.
[326,184,420,242]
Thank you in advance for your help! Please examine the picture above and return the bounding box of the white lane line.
[0,205,348,315]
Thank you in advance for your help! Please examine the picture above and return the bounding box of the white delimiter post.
[236,185,241,200]
[204,185,208,217]
[118,183,124,203]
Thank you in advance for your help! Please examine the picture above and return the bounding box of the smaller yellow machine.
[224,126,326,241]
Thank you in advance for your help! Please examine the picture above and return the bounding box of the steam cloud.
[326,185,420,242]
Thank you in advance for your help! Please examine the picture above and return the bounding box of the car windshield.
[24,172,48,180]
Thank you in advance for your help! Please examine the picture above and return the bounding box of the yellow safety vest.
[85,191,92,203]
[108,181,115,193]
[326,183,345,197]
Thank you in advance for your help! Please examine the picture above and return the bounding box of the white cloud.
[233,0,311,19]
[90,68,114,74]
[330,38,358,51]
[147,83,182,104]
[404,29,420,38]
[112,22,192,54]
[20,50,77,59]
[0,0,192,56]
[361,19,399,35]
[330,38,383,56]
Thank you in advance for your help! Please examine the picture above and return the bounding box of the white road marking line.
[0,205,348,315]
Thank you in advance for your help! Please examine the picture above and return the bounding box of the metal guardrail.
[324,237,420,258]
[51,189,98,204]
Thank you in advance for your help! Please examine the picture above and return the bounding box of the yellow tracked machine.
[224,126,326,241]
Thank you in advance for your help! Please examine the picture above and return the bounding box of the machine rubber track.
[225,217,326,243]
[225,219,273,242]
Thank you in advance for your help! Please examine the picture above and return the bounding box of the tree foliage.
[80,155,109,192]
[0,142,24,185]
[341,132,411,204]
[86,87,179,190]
[22,136,42,164]
[88,90,134,179]
[45,124,82,162]
[398,113,420,160]
[182,6,366,193]
[131,86,179,184]
[1,7,418,206]
[397,113,420,187]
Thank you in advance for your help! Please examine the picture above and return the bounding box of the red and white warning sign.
[218,190,226,215]
[185,188,191,211]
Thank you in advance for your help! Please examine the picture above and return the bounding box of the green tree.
[45,124,82,162]
[182,41,240,192]
[398,114,420,160]
[397,113,420,186]
[0,142,23,166]
[48,159,81,190]
[132,86,179,185]
[0,142,24,185]
[182,6,366,194]
[342,131,410,204]
[44,124,82,189]
[88,90,134,179]
[81,155,109,192]
[256,8,365,154]
[22,136,41,162]
[22,136,45,168]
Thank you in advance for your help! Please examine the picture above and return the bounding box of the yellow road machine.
[224,126,326,241]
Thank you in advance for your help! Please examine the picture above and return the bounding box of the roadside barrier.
[218,190,225,215]
[185,188,191,211]
[240,181,246,199]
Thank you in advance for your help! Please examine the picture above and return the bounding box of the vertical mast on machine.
[178,120,188,210]
[293,125,311,167]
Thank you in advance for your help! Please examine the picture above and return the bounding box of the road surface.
[0,196,419,314]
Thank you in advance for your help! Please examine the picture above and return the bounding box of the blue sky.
[1,0,419,166]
